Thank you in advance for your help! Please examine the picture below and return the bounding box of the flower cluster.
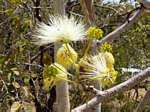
[87,27,103,40]
[33,15,117,89]
[79,53,117,87]
[99,42,112,52]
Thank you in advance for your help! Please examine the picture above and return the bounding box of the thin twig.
[31,44,53,62]
[16,62,42,68]
[135,90,150,112]
[85,85,104,95]
[94,4,120,14]
[31,6,52,9]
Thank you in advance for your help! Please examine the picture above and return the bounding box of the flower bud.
[103,52,115,70]
[56,44,78,68]
[87,27,103,39]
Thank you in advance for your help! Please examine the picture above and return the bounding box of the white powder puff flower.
[33,15,86,45]
[79,53,117,87]
[79,54,108,76]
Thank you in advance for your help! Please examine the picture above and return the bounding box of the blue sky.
[103,0,136,5]
[104,0,120,3]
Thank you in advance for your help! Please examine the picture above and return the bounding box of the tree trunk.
[56,81,70,112]
[53,0,70,112]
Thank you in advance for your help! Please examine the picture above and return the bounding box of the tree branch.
[96,6,144,46]
[31,44,53,62]
[72,67,150,112]
[80,0,95,25]
[53,1,70,112]
[135,89,150,112]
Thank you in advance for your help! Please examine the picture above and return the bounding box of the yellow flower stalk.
[87,27,103,40]
[56,44,78,68]
[43,63,69,91]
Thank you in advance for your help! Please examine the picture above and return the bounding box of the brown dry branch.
[31,44,53,62]
[80,0,95,25]
[31,0,43,112]
[135,90,150,112]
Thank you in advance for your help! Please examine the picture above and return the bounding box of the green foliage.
[0,0,149,112]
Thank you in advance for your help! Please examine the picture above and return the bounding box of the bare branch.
[72,67,150,112]
[141,0,150,9]
[96,6,144,46]
[135,90,150,112]
[80,0,95,25]
[94,4,120,14]
[31,44,53,62]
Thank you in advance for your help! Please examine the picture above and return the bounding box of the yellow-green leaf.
[22,102,36,112]
[10,101,21,112]
[12,81,20,89]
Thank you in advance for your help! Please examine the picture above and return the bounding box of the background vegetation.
[0,0,149,112]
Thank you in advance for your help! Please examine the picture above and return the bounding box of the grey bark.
[72,67,150,112]
[53,0,70,112]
